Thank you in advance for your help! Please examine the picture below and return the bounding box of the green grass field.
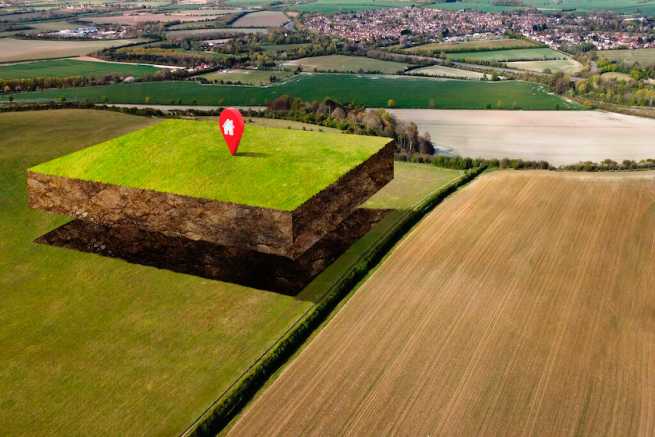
[404,38,539,55]
[283,55,410,74]
[246,116,340,132]
[447,47,565,62]
[0,108,461,435]
[0,58,161,80]
[3,73,582,109]
[32,119,388,210]
[363,162,462,209]
[199,68,293,85]
[596,48,655,67]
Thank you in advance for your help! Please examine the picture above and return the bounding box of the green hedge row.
[186,165,487,436]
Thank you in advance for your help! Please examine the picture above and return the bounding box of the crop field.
[82,12,224,25]
[0,108,464,435]
[506,58,583,75]
[283,55,409,74]
[404,38,539,55]
[407,65,486,79]
[228,170,655,437]
[165,27,265,39]
[390,109,655,165]
[25,20,79,32]
[0,37,148,63]
[3,74,580,110]
[199,68,293,84]
[114,45,232,62]
[447,47,565,62]
[283,0,404,13]
[596,48,655,67]
[231,10,289,27]
[0,58,161,79]
[428,0,655,14]
[251,0,655,14]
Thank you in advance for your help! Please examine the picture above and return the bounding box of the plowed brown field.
[228,171,655,437]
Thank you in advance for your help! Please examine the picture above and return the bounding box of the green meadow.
[447,47,565,62]
[0,108,463,435]
[0,58,161,80]
[3,73,582,109]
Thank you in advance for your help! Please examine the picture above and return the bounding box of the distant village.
[303,8,655,51]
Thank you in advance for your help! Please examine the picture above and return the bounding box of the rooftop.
[30,119,390,211]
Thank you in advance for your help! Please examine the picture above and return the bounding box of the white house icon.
[222,118,235,136]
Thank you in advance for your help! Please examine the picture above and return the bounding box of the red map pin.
[218,107,245,156]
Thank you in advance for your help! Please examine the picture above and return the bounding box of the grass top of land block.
[30,119,390,211]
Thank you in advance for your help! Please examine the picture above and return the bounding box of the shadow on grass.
[236,152,269,158]
[35,209,389,300]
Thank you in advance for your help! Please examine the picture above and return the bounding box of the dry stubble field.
[228,171,655,437]
[390,109,655,165]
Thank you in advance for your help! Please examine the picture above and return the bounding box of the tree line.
[0,68,191,93]
[262,95,435,155]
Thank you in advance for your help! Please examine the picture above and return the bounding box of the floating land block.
[28,120,394,259]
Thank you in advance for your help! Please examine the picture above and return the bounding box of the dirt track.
[228,171,655,437]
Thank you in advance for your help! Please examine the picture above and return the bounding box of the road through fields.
[228,171,655,437]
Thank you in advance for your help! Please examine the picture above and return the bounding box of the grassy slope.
[3,74,582,109]
[0,59,161,80]
[31,120,388,211]
[0,108,460,435]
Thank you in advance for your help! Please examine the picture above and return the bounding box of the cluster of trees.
[572,74,655,106]
[561,158,655,172]
[0,68,190,93]
[101,45,242,68]
[263,95,435,155]
[366,49,434,66]
[594,57,655,80]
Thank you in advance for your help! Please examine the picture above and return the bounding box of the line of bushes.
[396,152,552,170]
[184,166,487,436]
[399,152,655,173]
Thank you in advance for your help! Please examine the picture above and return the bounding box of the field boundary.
[183,165,486,437]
